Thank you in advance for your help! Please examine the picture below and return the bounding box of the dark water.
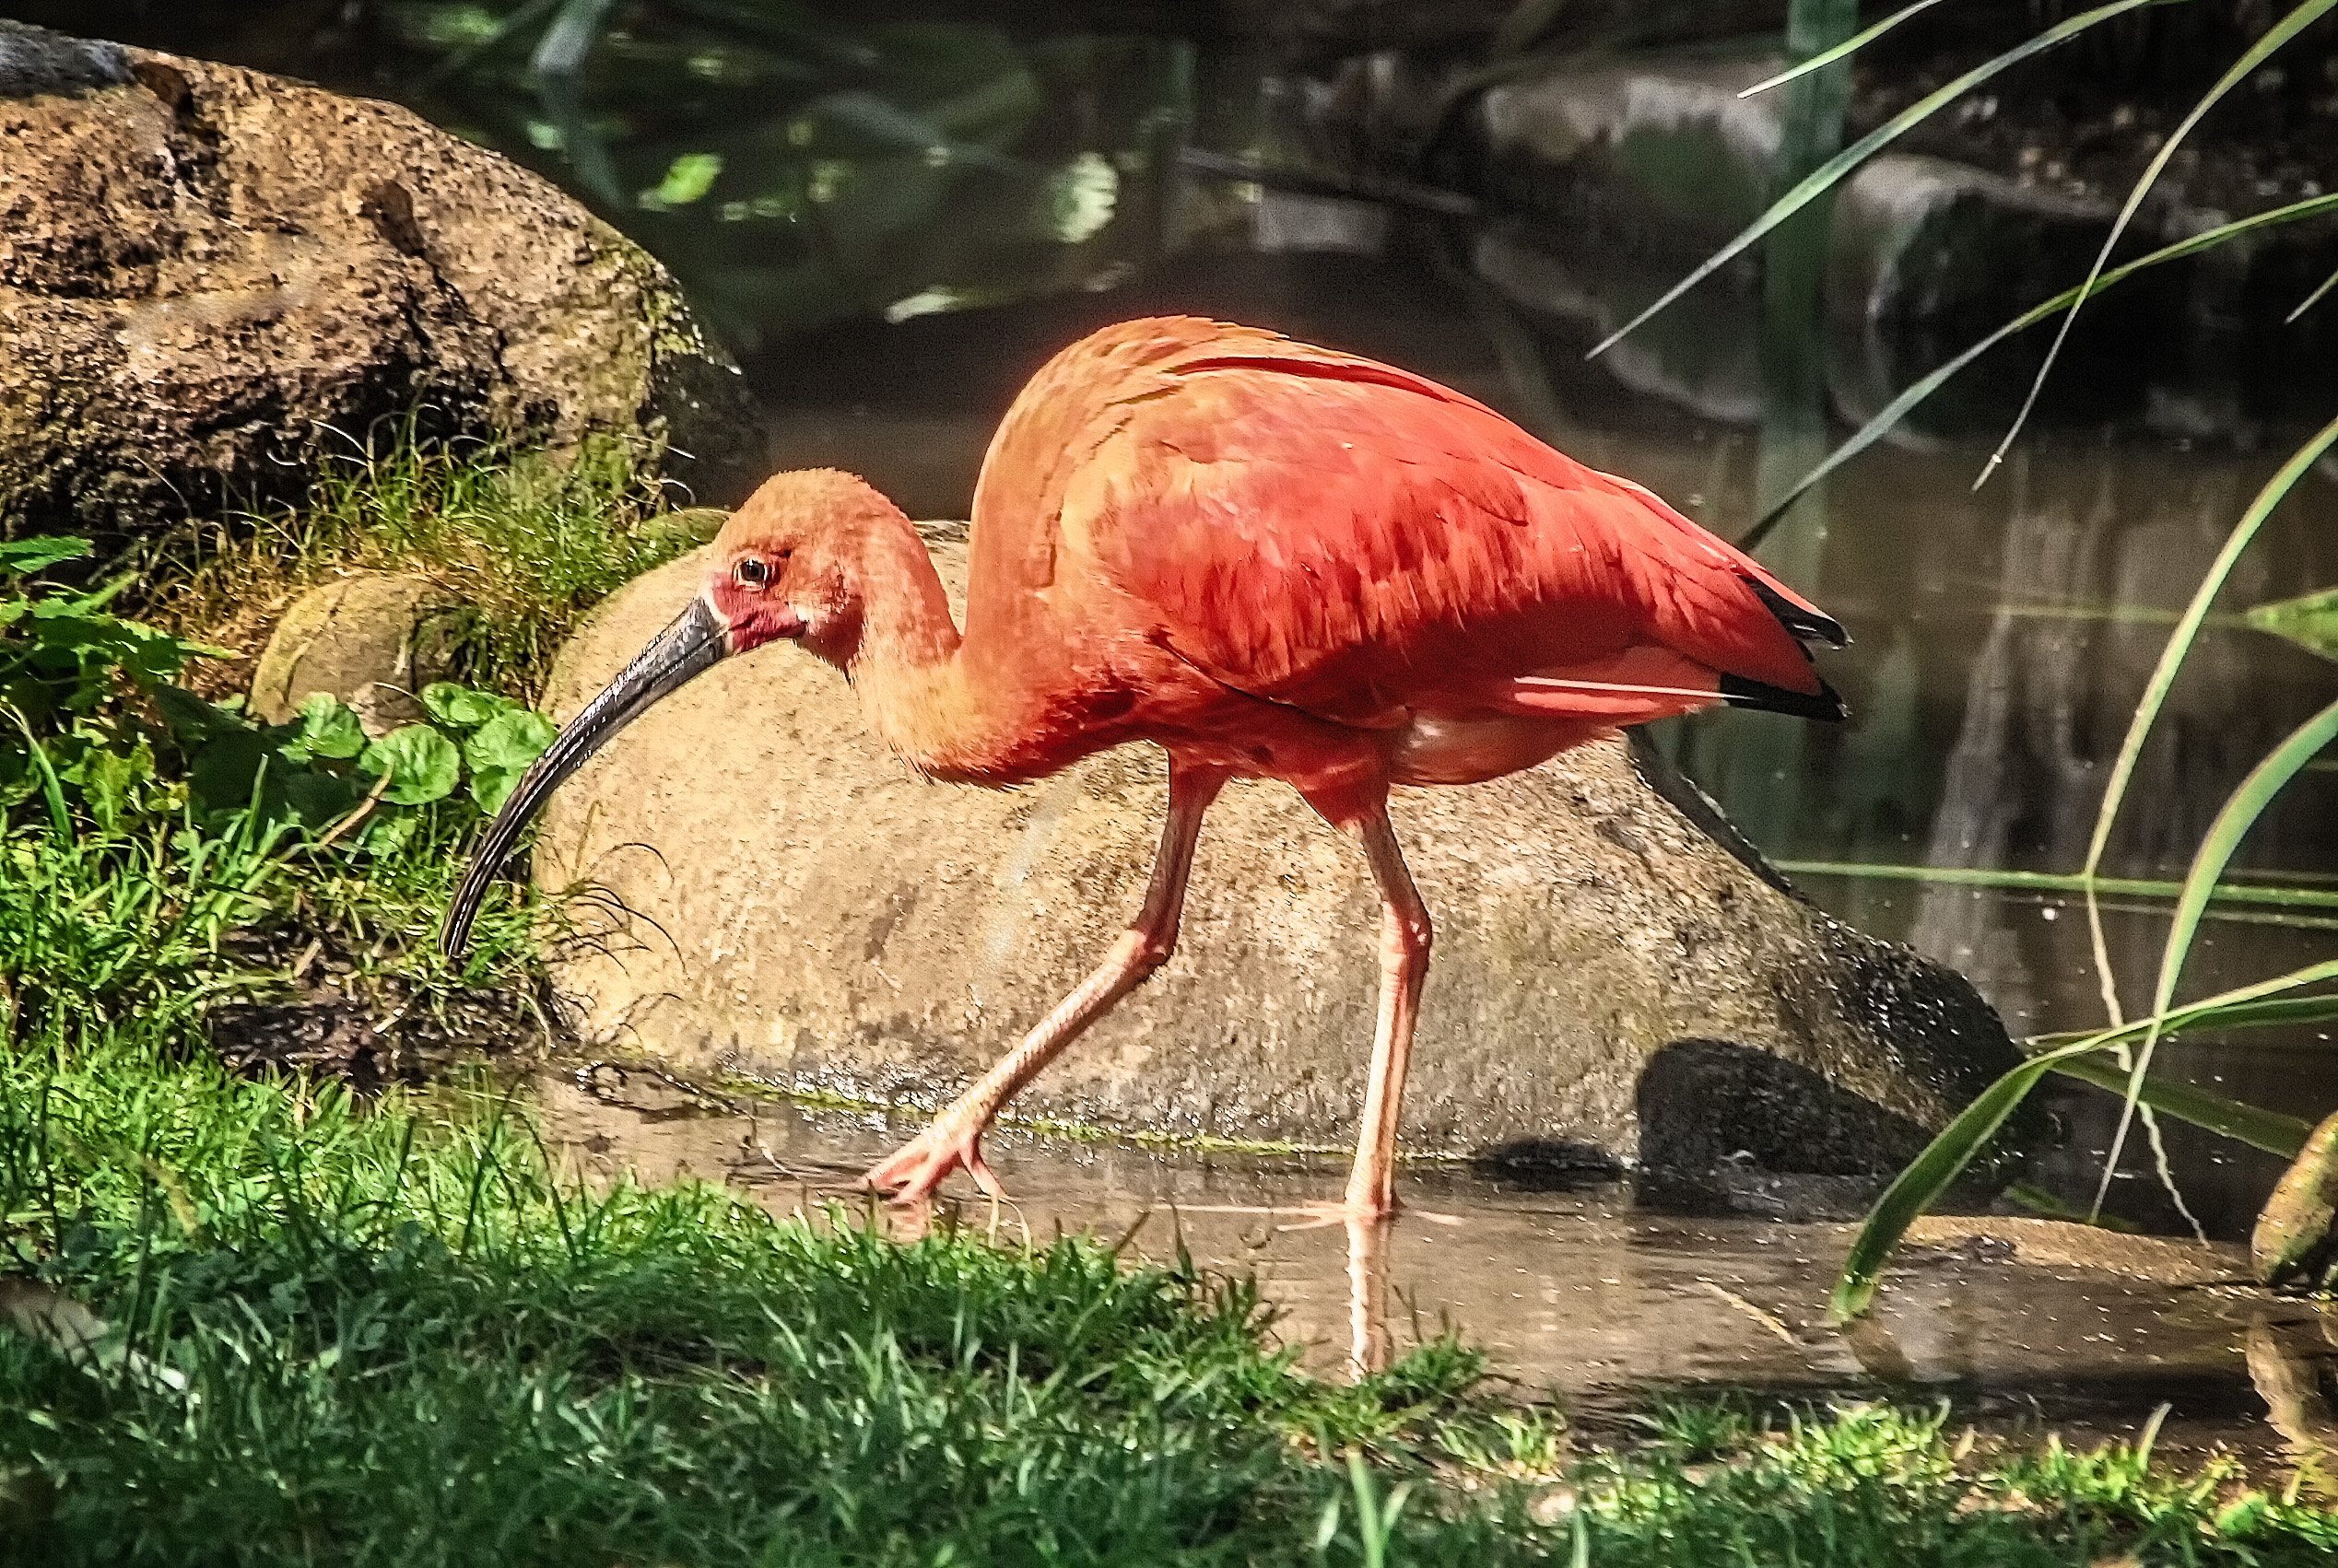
[41,3,2338,1238]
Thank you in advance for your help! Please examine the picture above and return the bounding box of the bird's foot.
[1275,1196,1463,1232]
[862,1115,1004,1207]
[1276,1196,1399,1233]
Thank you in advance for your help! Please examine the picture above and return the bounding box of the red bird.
[446,317,1843,1220]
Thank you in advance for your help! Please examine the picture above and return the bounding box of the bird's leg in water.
[1346,806,1432,1219]
[1298,793,1432,1224]
[863,763,1229,1205]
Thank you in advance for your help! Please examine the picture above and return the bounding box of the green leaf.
[0,536,91,575]
[188,728,272,816]
[469,766,526,816]
[278,767,367,830]
[292,692,369,761]
[1830,958,2338,1321]
[1737,0,1946,99]
[642,151,723,209]
[420,683,516,731]
[2243,587,2338,662]
[2043,1054,2312,1159]
[1588,0,2182,360]
[2089,696,2338,1213]
[1982,0,2338,482]
[77,739,156,834]
[463,709,556,776]
[358,725,462,806]
[360,809,421,859]
[148,685,244,747]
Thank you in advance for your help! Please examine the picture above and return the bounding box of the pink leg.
[864,762,1229,1204]
[1311,791,1433,1221]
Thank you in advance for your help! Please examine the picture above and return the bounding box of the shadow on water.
[44,0,2338,1390]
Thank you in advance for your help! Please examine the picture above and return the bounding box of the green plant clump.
[3,1035,2335,1566]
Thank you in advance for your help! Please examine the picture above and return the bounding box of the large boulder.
[0,21,757,538]
[529,538,2020,1185]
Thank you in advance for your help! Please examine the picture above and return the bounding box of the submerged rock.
[527,542,2019,1183]
[0,19,756,538]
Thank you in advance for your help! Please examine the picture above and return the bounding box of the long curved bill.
[441,595,728,960]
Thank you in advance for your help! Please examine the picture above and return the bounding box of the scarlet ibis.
[445,316,1843,1219]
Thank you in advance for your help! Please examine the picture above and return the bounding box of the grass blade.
[1741,190,2338,543]
[1738,0,1948,99]
[1772,858,2338,912]
[2043,1055,2311,1158]
[1980,0,2338,486]
[2287,261,2338,322]
[2089,696,2338,1215]
[2077,415,2338,1012]
[1829,957,2338,1320]
[1587,0,2182,361]
[2027,992,2338,1050]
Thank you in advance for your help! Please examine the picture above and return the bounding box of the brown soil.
[206,925,550,1093]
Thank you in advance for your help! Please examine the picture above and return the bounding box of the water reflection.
[545,1068,2334,1473]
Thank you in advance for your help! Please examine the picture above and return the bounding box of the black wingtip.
[1720,672,1848,722]
[1742,575,1849,649]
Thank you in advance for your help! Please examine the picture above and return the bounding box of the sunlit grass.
[6,1015,2336,1565]
[166,432,719,699]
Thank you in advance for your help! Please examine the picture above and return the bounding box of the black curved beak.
[441,595,728,960]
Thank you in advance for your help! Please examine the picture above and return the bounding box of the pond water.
[55,6,2338,1235]
[548,1066,2338,1482]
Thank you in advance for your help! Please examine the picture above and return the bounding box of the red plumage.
[947,316,1839,796]
[481,315,1846,1218]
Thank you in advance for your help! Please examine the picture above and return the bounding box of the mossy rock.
[0,19,757,538]
[2255,1107,2338,1290]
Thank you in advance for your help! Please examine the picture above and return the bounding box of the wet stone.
[2254,1106,2338,1290]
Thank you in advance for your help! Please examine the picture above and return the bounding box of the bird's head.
[440,468,898,958]
[703,468,900,668]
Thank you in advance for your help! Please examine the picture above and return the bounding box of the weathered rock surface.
[0,20,756,538]
[2255,1107,2338,1290]
[530,540,2019,1177]
[246,573,458,735]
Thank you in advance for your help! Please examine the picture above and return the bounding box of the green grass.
[0,801,2332,1563]
[169,434,718,699]
[8,439,2338,1563]
[6,1020,2338,1565]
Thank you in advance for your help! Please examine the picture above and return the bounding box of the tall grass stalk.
[1980,0,2338,486]
[2077,415,2338,1024]
[2088,697,2338,1215]
[1586,0,2184,362]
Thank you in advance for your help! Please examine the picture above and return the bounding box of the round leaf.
[358,725,461,806]
[463,709,557,777]
[420,682,515,730]
[469,766,525,816]
[293,692,368,761]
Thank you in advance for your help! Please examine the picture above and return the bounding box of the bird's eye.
[734,556,770,589]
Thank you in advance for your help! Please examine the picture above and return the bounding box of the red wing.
[1064,339,1835,726]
